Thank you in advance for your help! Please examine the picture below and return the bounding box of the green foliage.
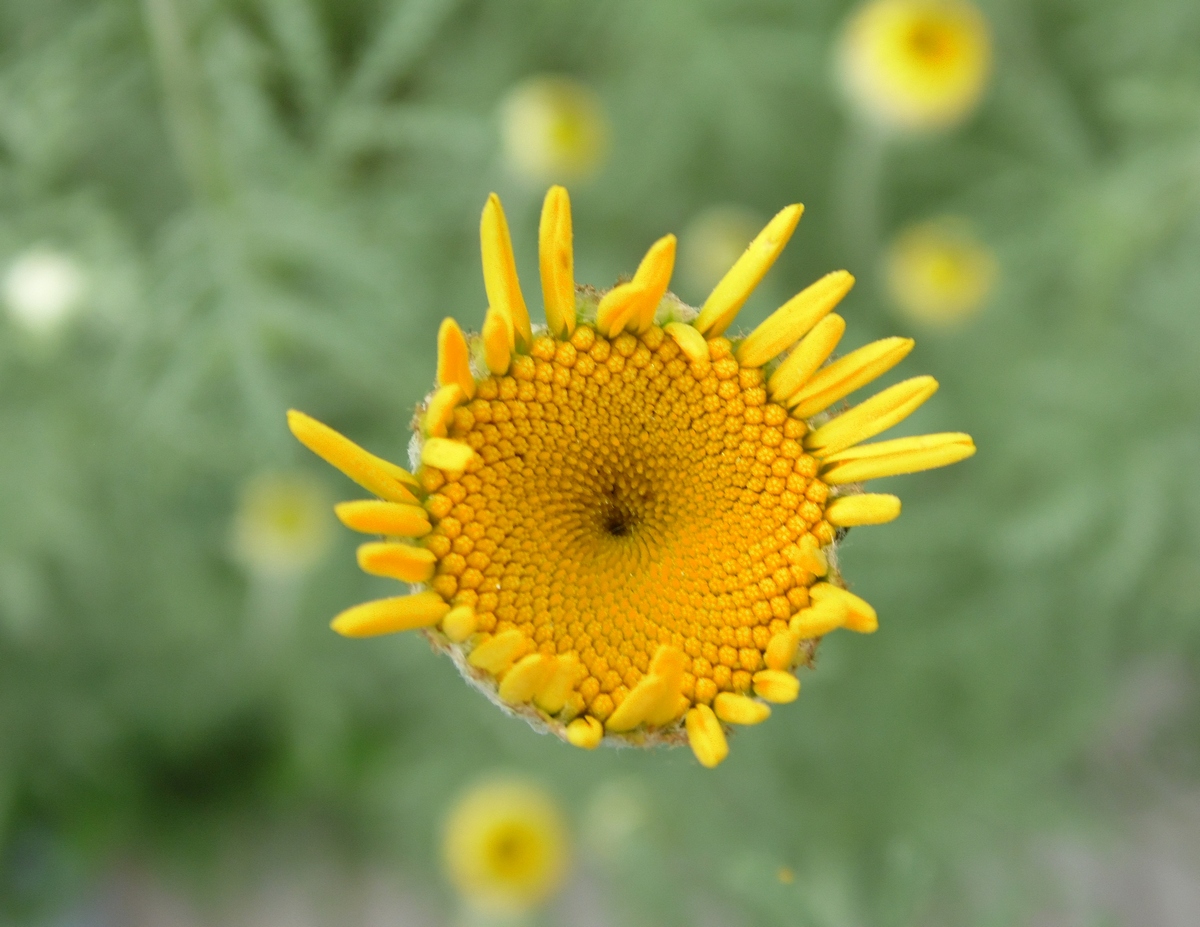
[1,0,1198,923]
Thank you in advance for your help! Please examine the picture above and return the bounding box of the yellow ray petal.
[441,605,477,643]
[356,541,436,583]
[809,583,878,633]
[664,321,711,372]
[538,185,576,338]
[822,433,976,484]
[713,692,771,725]
[499,653,553,704]
[437,317,476,400]
[789,597,849,639]
[736,271,855,368]
[534,654,585,714]
[685,704,729,768]
[331,591,449,638]
[752,669,800,704]
[480,193,532,350]
[694,203,804,336]
[335,500,431,537]
[764,630,800,670]
[481,305,513,375]
[566,715,603,749]
[643,645,687,725]
[767,314,846,404]
[595,281,649,338]
[805,376,939,456]
[789,337,915,419]
[629,234,677,332]
[287,410,419,504]
[825,493,901,527]
[422,384,465,438]
[467,628,527,674]
[605,673,668,732]
[420,437,478,472]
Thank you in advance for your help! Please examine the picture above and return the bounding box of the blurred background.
[1,0,1198,924]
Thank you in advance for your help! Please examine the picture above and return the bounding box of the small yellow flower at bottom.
[442,778,569,915]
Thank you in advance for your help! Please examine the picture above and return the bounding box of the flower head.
[886,217,996,325]
[231,471,333,579]
[836,0,992,132]
[288,186,975,767]
[442,777,568,915]
[3,248,86,337]
[500,75,610,183]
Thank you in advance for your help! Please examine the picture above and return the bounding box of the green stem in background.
[141,0,229,205]
[834,118,890,274]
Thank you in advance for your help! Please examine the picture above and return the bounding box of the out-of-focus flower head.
[836,0,992,132]
[499,75,609,183]
[885,217,996,325]
[442,777,569,915]
[231,471,333,579]
[3,247,87,337]
[679,205,765,299]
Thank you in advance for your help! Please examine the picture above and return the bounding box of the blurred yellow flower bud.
[442,777,569,915]
[679,205,765,299]
[231,471,333,579]
[499,75,609,183]
[836,0,992,132]
[885,217,996,325]
[3,248,87,336]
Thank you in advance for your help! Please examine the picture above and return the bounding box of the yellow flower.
[836,0,992,131]
[679,205,765,299]
[231,471,333,578]
[499,75,609,183]
[442,778,568,915]
[885,217,996,325]
[288,186,975,767]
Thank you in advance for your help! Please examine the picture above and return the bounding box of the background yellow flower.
[231,471,333,579]
[885,217,996,324]
[837,0,992,131]
[499,75,610,183]
[442,778,569,915]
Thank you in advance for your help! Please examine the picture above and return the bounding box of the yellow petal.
[805,376,939,456]
[694,203,804,336]
[441,605,477,643]
[764,630,801,670]
[481,305,513,375]
[822,433,976,484]
[498,653,553,704]
[767,314,846,404]
[331,592,449,638]
[538,185,576,338]
[629,234,677,332]
[752,669,801,703]
[736,270,855,367]
[534,654,585,714]
[421,437,478,472]
[605,673,668,732]
[713,692,771,725]
[810,583,878,633]
[422,384,465,438]
[825,493,901,527]
[788,337,915,418]
[356,542,436,583]
[595,281,650,338]
[287,410,419,504]
[643,645,688,726]
[685,704,729,768]
[789,596,849,639]
[664,322,711,372]
[467,629,527,674]
[437,317,476,400]
[785,534,828,576]
[335,500,430,537]
[566,715,603,749]
[480,193,532,350]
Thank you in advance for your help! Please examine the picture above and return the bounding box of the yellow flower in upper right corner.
[886,217,996,325]
[443,778,569,915]
[837,0,992,132]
